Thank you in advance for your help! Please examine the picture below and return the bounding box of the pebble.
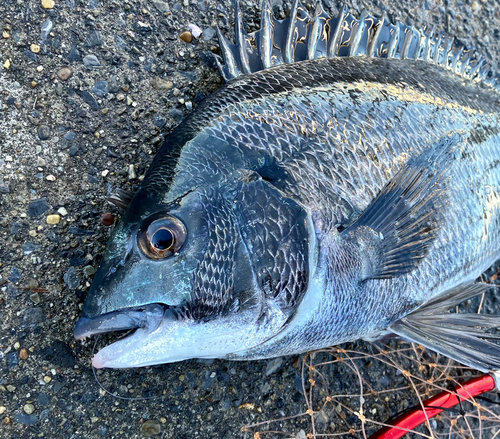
[179,31,193,43]
[30,44,41,54]
[152,0,170,12]
[9,266,21,283]
[57,67,72,81]
[0,407,5,414]
[92,80,109,96]
[36,65,44,72]
[28,198,50,217]
[7,352,19,369]
[265,357,284,376]
[14,413,38,426]
[19,348,29,360]
[83,54,100,68]
[83,265,96,277]
[85,30,102,48]
[128,164,137,179]
[37,157,46,167]
[114,35,128,51]
[188,24,203,39]
[63,266,80,290]
[38,393,50,406]
[57,207,68,216]
[67,45,81,62]
[40,19,53,42]
[23,243,39,255]
[170,108,184,123]
[202,27,215,41]
[24,404,35,415]
[4,59,11,69]
[25,50,38,62]
[64,130,76,141]
[151,77,173,90]
[154,116,166,128]
[81,91,98,110]
[46,214,60,225]
[37,125,51,140]
[140,420,161,436]
[43,376,52,384]
[41,0,55,9]
[46,174,56,181]
[101,212,114,226]
[30,293,41,304]
[21,308,44,329]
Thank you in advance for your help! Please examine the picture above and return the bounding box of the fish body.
[75,1,500,370]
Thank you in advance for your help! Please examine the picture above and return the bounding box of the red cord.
[369,374,496,439]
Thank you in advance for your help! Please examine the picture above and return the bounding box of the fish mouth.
[74,303,166,341]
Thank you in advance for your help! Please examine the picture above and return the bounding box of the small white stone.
[57,207,68,216]
[128,164,137,180]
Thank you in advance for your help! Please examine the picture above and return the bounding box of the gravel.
[1,0,500,438]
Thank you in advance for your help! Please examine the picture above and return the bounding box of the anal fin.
[391,283,500,372]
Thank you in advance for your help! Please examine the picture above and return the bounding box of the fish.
[74,0,500,371]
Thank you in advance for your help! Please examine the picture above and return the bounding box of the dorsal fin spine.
[327,5,346,58]
[366,11,385,57]
[259,0,273,69]
[349,10,365,56]
[216,26,240,80]
[284,0,299,63]
[234,1,251,74]
[216,0,499,92]
[387,23,399,58]
[307,3,323,60]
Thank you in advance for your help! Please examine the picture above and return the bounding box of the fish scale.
[74,1,500,372]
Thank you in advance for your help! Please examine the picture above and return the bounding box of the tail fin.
[391,283,500,372]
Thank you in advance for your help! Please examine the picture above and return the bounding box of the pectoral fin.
[391,283,500,372]
[343,133,464,280]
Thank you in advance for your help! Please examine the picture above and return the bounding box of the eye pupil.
[152,229,174,250]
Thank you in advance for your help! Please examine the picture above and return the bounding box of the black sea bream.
[74,0,500,371]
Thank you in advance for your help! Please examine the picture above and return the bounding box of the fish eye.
[138,215,186,259]
[152,228,174,250]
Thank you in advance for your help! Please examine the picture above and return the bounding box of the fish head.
[74,172,311,368]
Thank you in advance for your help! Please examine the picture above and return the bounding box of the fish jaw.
[91,305,288,368]
[74,303,165,340]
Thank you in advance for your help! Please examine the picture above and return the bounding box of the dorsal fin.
[215,0,499,90]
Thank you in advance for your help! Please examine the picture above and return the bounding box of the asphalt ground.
[1,0,500,438]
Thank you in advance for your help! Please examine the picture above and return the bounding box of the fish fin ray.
[391,283,500,372]
[106,188,135,210]
[343,133,465,280]
[216,0,498,89]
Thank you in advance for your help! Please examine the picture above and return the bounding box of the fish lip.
[74,303,166,340]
